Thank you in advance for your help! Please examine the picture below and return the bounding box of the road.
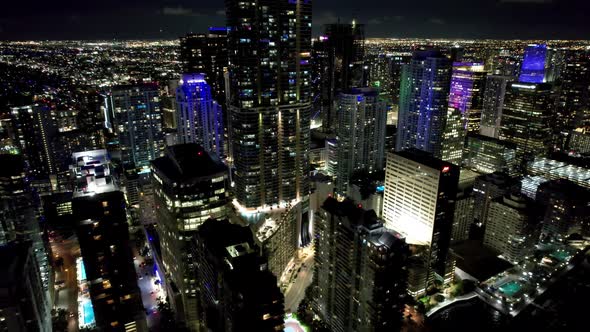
[284,249,315,312]
[51,233,80,332]
[131,232,166,330]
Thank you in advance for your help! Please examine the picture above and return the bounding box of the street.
[284,247,315,312]
[51,233,80,332]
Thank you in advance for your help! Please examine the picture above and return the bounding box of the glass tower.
[226,0,312,210]
[519,44,547,84]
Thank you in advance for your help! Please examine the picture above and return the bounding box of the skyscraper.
[464,134,517,175]
[0,241,51,332]
[383,149,459,292]
[519,44,548,84]
[472,172,520,235]
[192,219,284,331]
[555,50,590,130]
[180,27,228,106]
[105,84,164,170]
[479,75,515,138]
[396,50,452,157]
[226,0,312,210]
[151,144,228,329]
[316,23,366,132]
[442,62,486,165]
[176,74,224,157]
[499,82,554,165]
[313,198,408,332]
[71,150,147,332]
[334,88,387,195]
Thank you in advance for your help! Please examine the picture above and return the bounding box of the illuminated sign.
[442,166,450,173]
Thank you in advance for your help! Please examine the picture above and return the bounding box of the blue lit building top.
[519,44,547,83]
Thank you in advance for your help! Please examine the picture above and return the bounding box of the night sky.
[0,0,589,40]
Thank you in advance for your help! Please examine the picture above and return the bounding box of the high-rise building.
[9,105,57,179]
[105,84,164,170]
[334,88,387,195]
[451,169,478,243]
[192,219,284,331]
[316,23,366,132]
[442,62,486,165]
[484,194,539,263]
[313,198,408,332]
[179,27,228,106]
[226,0,311,210]
[176,74,224,157]
[519,44,547,84]
[0,154,51,296]
[472,172,520,235]
[555,50,590,130]
[0,241,51,332]
[499,82,554,165]
[479,75,515,138]
[383,149,459,292]
[151,144,228,329]
[396,50,452,157]
[464,134,517,175]
[536,179,590,240]
[71,150,147,331]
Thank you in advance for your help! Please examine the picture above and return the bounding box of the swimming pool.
[498,281,522,297]
[81,299,95,326]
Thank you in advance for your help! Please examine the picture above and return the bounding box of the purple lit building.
[519,44,547,83]
[442,62,486,164]
[176,74,224,158]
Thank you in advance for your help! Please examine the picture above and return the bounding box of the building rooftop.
[151,144,226,183]
[392,149,459,174]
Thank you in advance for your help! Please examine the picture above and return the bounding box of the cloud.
[429,18,445,25]
[368,15,404,25]
[162,6,202,17]
[216,9,225,16]
[313,11,341,26]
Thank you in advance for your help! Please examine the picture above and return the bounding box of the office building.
[313,198,408,332]
[176,74,224,157]
[499,82,554,164]
[179,27,228,106]
[383,150,459,292]
[192,219,284,331]
[71,150,147,331]
[105,84,164,170]
[479,75,515,138]
[464,134,517,176]
[484,194,539,263]
[451,170,478,243]
[536,179,590,240]
[555,50,590,130]
[519,44,547,84]
[0,242,51,332]
[151,144,228,329]
[226,0,311,210]
[568,128,590,154]
[396,50,452,158]
[442,62,486,165]
[334,88,387,195]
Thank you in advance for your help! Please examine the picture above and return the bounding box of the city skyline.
[1,1,590,40]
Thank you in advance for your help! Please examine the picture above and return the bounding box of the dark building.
[151,144,228,329]
[0,241,51,332]
[180,27,228,106]
[499,82,555,166]
[536,179,590,240]
[226,0,312,209]
[192,219,284,331]
[315,23,366,132]
[313,198,408,332]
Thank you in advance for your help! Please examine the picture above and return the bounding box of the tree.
[157,299,188,332]
[51,308,68,332]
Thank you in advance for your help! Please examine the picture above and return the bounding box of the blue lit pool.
[498,280,522,298]
[82,299,95,326]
